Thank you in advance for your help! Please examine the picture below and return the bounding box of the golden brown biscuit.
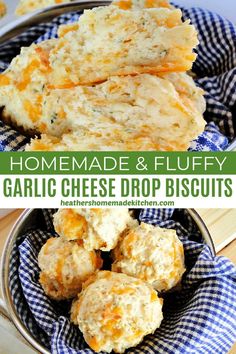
[0,40,56,135]
[38,237,103,300]
[71,271,163,353]
[49,5,198,87]
[0,0,6,18]
[15,0,73,16]
[112,222,185,292]
[0,2,203,152]
[0,44,204,145]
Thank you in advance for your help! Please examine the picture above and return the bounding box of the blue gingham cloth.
[0,4,235,151]
[9,208,236,354]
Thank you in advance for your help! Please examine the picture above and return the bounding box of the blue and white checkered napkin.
[9,208,236,354]
[0,4,235,151]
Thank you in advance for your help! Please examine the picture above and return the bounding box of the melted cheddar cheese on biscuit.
[15,0,73,16]
[49,5,198,87]
[26,73,205,151]
[71,271,163,353]
[112,222,185,292]
[38,237,102,300]
[0,39,56,134]
[0,0,6,18]
[53,208,133,251]
[0,2,205,152]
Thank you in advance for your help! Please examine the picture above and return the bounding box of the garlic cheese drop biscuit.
[15,0,73,16]
[112,0,172,10]
[26,73,205,151]
[53,208,133,251]
[0,0,6,18]
[112,222,185,292]
[71,271,163,353]
[49,5,198,87]
[0,39,56,135]
[38,237,103,300]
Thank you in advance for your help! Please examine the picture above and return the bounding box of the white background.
[175,0,236,23]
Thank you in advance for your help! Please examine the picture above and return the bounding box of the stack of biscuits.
[15,0,74,16]
[0,0,206,151]
[38,208,185,353]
